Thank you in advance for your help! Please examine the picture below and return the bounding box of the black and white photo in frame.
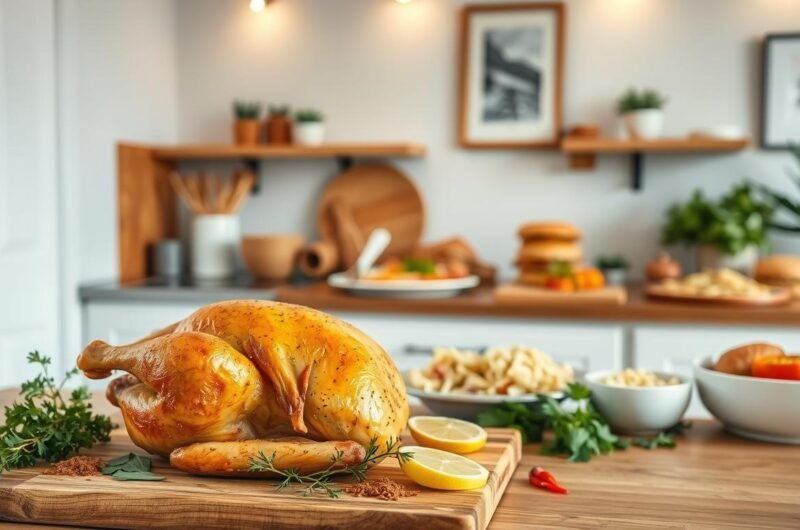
[761,33,800,149]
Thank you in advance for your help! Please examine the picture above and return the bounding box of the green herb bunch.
[757,146,800,232]
[595,255,630,270]
[0,352,114,472]
[249,437,412,498]
[477,383,687,463]
[403,257,437,274]
[661,183,773,256]
[617,88,667,114]
[295,109,324,123]
[233,100,262,120]
[102,453,165,481]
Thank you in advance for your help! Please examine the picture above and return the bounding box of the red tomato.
[752,355,800,380]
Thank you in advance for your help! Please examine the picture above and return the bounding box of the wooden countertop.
[2,389,798,529]
[277,283,800,327]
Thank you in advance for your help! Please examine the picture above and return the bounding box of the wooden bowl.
[241,234,305,280]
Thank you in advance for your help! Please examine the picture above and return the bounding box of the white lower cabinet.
[633,325,800,418]
[85,302,204,346]
[332,312,625,374]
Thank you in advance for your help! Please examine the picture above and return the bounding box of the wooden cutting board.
[494,282,627,306]
[317,163,425,259]
[0,429,520,530]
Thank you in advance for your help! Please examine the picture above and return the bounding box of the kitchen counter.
[79,276,287,304]
[1,388,798,529]
[278,282,800,327]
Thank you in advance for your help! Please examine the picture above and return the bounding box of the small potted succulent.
[617,88,667,139]
[232,100,262,146]
[266,105,292,145]
[661,184,773,274]
[595,255,630,286]
[294,109,325,146]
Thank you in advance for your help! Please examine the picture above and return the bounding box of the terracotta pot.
[266,116,293,145]
[233,119,260,146]
[241,234,305,280]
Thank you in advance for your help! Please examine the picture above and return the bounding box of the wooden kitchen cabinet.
[333,312,625,373]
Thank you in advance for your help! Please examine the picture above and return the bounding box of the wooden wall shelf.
[117,141,426,282]
[561,136,749,191]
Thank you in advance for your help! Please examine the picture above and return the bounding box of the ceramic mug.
[191,214,240,279]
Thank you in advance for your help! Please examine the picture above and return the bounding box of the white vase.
[625,109,664,139]
[696,245,759,275]
[295,122,325,146]
[191,214,240,279]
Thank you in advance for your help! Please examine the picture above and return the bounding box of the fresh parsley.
[476,383,688,462]
[0,351,114,472]
[249,437,413,498]
[102,453,165,481]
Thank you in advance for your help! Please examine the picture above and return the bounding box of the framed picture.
[761,33,800,149]
[458,3,565,149]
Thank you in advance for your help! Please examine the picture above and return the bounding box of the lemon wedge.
[399,446,489,490]
[408,416,488,454]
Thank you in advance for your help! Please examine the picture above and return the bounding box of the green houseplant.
[294,108,325,146]
[757,146,800,232]
[617,88,667,140]
[595,255,630,286]
[232,100,262,146]
[661,183,773,273]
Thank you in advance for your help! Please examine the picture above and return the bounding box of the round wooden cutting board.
[645,284,792,307]
[317,163,425,258]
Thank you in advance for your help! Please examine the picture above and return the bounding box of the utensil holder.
[191,214,240,279]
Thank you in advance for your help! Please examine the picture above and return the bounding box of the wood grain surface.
[560,136,749,153]
[0,390,799,529]
[645,284,792,307]
[151,143,426,160]
[494,283,627,306]
[0,425,520,530]
[278,283,800,328]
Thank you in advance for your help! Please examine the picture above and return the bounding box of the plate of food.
[694,342,800,444]
[645,268,791,306]
[329,257,480,299]
[405,345,574,419]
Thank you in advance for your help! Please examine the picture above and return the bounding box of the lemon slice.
[408,416,488,454]
[399,446,489,490]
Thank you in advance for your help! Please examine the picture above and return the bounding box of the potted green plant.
[294,109,325,146]
[595,255,630,286]
[232,100,262,146]
[266,105,292,145]
[617,88,667,139]
[757,146,800,233]
[661,184,773,274]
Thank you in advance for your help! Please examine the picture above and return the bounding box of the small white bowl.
[584,370,692,434]
[694,357,800,444]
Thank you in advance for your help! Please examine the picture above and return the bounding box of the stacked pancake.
[515,222,583,287]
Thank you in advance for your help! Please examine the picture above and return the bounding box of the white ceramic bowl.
[694,357,800,444]
[585,370,692,434]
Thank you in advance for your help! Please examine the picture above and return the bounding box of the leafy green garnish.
[403,258,436,275]
[101,452,165,481]
[0,352,114,472]
[476,383,687,462]
[249,437,413,498]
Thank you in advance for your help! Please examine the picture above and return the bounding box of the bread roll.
[516,240,583,264]
[714,342,784,376]
[518,222,581,242]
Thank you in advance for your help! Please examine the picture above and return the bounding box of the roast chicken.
[77,300,409,475]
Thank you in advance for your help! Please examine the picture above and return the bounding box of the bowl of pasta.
[405,345,574,419]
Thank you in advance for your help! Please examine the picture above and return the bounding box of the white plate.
[405,377,565,420]
[328,273,480,299]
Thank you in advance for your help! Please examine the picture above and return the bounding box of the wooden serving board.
[494,282,627,306]
[0,429,521,530]
[645,284,792,307]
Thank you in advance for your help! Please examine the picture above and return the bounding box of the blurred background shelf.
[561,136,750,191]
[150,142,426,161]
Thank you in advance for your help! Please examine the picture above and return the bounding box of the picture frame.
[760,33,800,150]
[458,3,565,149]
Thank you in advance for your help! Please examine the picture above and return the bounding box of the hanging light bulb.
[250,0,266,12]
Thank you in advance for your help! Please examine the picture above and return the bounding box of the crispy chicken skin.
[77,300,409,475]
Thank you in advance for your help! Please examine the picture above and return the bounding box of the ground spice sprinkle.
[345,477,418,501]
[42,456,106,477]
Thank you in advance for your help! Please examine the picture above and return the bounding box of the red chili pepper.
[529,466,568,494]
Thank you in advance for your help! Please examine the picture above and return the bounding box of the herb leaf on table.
[0,351,114,472]
[101,452,165,481]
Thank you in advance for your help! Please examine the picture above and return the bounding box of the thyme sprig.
[248,437,413,498]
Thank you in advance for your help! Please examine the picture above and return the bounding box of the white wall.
[57,0,178,361]
[174,0,800,279]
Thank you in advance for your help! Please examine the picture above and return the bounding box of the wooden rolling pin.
[298,240,340,278]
